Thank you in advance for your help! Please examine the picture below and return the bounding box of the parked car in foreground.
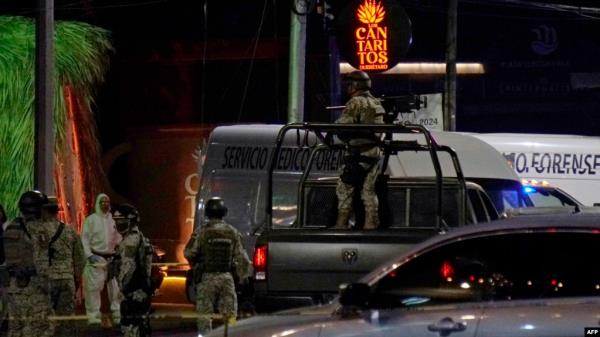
[208,213,600,337]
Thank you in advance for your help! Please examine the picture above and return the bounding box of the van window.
[269,177,300,228]
[201,174,261,233]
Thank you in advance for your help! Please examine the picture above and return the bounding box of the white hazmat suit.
[82,193,122,324]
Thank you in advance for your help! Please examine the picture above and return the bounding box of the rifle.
[325,94,427,124]
[48,222,65,266]
[379,94,427,124]
[192,255,205,284]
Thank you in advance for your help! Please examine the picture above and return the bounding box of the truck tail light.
[253,245,267,280]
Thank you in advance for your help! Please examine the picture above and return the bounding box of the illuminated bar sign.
[337,0,412,72]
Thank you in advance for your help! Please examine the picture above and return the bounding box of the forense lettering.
[503,152,600,176]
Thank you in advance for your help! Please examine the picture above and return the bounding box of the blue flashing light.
[523,186,536,194]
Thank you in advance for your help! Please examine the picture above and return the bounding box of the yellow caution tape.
[38,312,226,321]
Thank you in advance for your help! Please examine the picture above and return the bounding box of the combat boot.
[334,210,351,229]
[363,208,379,230]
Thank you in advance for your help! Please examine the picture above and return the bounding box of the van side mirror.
[594,203,600,207]
[339,282,370,308]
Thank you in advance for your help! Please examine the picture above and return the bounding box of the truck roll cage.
[267,122,467,232]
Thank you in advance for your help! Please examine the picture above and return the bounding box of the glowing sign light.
[355,0,389,70]
[337,0,412,73]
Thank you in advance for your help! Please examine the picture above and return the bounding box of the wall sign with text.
[336,0,412,72]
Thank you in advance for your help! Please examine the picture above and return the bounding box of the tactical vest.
[201,227,235,273]
[3,218,36,286]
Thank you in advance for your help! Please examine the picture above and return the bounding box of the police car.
[207,213,600,337]
[520,179,582,208]
[470,133,600,206]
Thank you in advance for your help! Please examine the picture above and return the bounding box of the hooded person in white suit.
[82,193,122,324]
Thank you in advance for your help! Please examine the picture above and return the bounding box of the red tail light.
[253,245,267,280]
[440,260,454,279]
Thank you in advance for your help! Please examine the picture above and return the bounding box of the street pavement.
[78,303,198,337]
[82,275,198,336]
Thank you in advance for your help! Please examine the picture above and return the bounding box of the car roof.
[361,213,600,283]
[428,213,600,246]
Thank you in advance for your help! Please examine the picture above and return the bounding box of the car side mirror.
[339,282,370,308]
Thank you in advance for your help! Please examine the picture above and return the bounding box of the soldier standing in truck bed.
[334,70,385,230]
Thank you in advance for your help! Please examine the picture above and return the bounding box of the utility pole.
[35,0,55,193]
[287,0,308,123]
[443,0,457,131]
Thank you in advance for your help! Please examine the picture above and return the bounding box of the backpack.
[3,218,35,287]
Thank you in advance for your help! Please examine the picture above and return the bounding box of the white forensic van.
[470,133,600,206]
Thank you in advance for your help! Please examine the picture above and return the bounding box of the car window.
[479,191,499,220]
[467,189,488,223]
[524,186,577,207]
[370,232,597,309]
[469,178,532,213]
[303,185,465,228]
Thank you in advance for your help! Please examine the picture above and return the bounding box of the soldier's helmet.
[205,197,228,219]
[18,190,48,219]
[113,203,140,233]
[344,70,372,91]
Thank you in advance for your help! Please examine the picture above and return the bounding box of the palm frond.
[0,16,113,218]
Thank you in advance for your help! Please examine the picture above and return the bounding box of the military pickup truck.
[187,123,531,307]
[251,123,502,311]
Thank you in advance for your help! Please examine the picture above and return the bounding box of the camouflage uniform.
[115,226,152,337]
[335,90,385,229]
[184,219,251,335]
[5,218,52,337]
[39,219,85,337]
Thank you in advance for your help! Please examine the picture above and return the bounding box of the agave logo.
[531,25,558,56]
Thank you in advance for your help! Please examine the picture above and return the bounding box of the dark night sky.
[1,0,600,143]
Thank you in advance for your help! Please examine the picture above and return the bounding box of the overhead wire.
[459,0,600,20]
[237,0,270,122]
